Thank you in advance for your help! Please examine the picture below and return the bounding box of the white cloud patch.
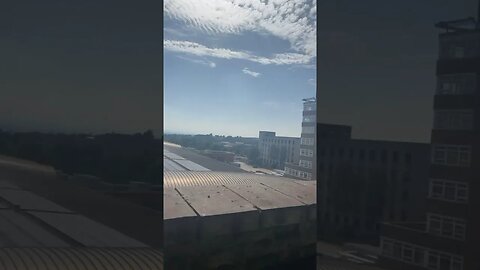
[242,67,261,77]
[177,55,216,68]
[308,78,316,85]
[164,0,316,58]
[164,40,313,65]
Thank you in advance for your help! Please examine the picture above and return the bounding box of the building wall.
[284,98,317,181]
[258,131,300,169]
[379,25,480,270]
[317,131,430,242]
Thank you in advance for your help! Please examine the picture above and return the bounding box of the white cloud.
[242,67,261,77]
[177,55,216,68]
[308,78,316,85]
[164,40,313,65]
[164,0,316,58]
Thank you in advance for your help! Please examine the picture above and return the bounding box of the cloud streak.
[164,0,316,58]
[177,55,216,68]
[242,67,260,77]
[164,40,313,65]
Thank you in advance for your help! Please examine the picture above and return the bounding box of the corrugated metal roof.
[0,190,72,213]
[30,212,149,248]
[163,159,186,171]
[163,171,302,188]
[0,210,69,247]
[0,248,163,270]
[173,160,210,171]
[163,145,243,172]
[163,151,185,160]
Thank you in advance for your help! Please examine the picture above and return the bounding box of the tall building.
[258,131,300,169]
[285,97,317,181]
[379,15,480,270]
[316,124,430,242]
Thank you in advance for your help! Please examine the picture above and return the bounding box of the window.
[427,213,466,240]
[300,148,314,157]
[432,145,471,167]
[434,110,473,130]
[382,237,463,269]
[436,73,476,95]
[299,159,313,169]
[440,33,480,59]
[303,116,315,123]
[301,137,314,146]
[392,151,398,163]
[429,179,469,203]
[427,250,463,270]
[302,126,315,134]
[369,150,376,162]
[381,238,427,267]
[303,103,315,111]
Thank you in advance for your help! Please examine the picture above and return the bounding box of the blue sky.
[164,0,316,137]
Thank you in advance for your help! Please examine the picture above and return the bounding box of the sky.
[163,0,317,137]
[318,0,477,143]
[0,0,162,137]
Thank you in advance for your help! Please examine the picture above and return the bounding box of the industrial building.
[258,131,300,169]
[163,143,316,270]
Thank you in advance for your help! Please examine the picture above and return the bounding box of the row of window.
[285,167,312,180]
[440,33,480,60]
[432,145,471,167]
[300,148,314,157]
[261,138,297,145]
[382,237,463,270]
[299,159,313,169]
[301,137,315,146]
[429,179,468,203]
[318,147,412,164]
[303,116,315,123]
[427,213,466,240]
[303,103,315,111]
[436,73,476,95]
[302,126,315,134]
[433,110,474,130]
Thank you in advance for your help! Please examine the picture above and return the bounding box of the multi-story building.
[316,124,430,242]
[379,16,480,270]
[258,131,299,169]
[284,98,317,181]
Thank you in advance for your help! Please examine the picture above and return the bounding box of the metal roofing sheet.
[163,188,197,220]
[0,190,72,213]
[175,185,257,216]
[0,210,69,247]
[0,248,163,270]
[163,159,186,171]
[30,212,149,248]
[163,171,300,188]
[224,183,304,210]
[0,181,20,190]
[163,151,185,160]
[174,160,210,172]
